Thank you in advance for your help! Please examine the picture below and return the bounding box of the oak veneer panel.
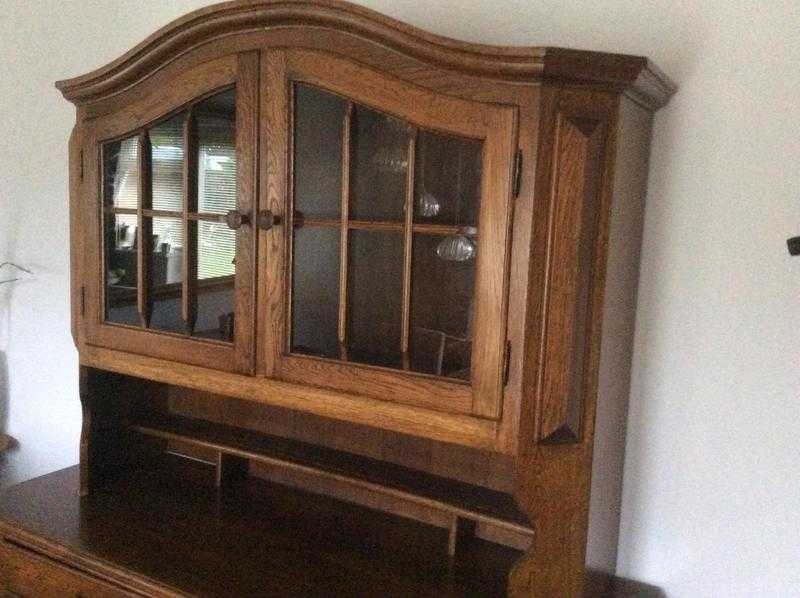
[80,345,502,451]
[167,386,517,493]
[538,112,606,444]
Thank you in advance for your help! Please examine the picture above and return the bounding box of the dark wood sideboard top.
[0,455,521,597]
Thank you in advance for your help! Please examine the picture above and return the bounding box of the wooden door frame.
[81,53,259,375]
[258,48,518,418]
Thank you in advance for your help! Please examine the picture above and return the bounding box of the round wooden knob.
[224,210,250,230]
[257,209,280,231]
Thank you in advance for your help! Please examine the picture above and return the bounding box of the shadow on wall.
[608,575,667,597]
[0,350,17,454]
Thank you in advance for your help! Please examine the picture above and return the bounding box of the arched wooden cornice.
[55,0,675,109]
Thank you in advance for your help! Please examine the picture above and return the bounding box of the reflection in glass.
[104,212,139,326]
[417,191,440,218]
[410,233,476,380]
[148,216,184,334]
[347,230,404,368]
[291,227,341,359]
[198,221,235,280]
[196,89,237,215]
[151,114,186,212]
[435,234,476,262]
[192,221,235,342]
[414,130,482,227]
[350,106,410,222]
[293,84,347,220]
[103,136,139,209]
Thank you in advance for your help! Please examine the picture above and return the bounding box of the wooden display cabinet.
[0,1,674,596]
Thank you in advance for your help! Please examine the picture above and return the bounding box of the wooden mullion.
[338,102,354,361]
[103,207,138,216]
[413,223,476,236]
[292,217,472,237]
[182,108,199,335]
[137,130,153,328]
[192,212,231,222]
[142,209,183,219]
[400,129,418,368]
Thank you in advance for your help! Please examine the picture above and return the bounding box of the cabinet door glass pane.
[291,227,341,358]
[414,130,482,227]
[196,90,237,215]
[151,114,186,212]
[103,136,139,209]
[148,216,184,334]
[289,85,487,383]
[293,84,346,220]
[347,230,404,368]
[104,212,139,326]
[410,233,476,380]
[101,89,240,344]
[350,106,409,222]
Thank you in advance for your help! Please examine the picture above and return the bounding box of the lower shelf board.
[0,456,523,597]
[128,413,532,554]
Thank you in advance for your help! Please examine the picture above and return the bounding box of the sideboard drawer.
[0,541,133,598]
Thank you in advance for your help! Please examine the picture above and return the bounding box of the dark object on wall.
[787,236,800,256]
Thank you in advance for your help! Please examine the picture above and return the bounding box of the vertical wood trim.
[337,102,354,361]
[137,130,153,328]
[537,112,606,444]
[511,88,620,598]
[470,108,518,419]
[82,122,105,345]
[215,452,249,487]
[68,126,84,347]
[78,366,92,497]
[259,50,289,377]
[233,51,260,375]
[182,109,199,335]
[400,129,417,366]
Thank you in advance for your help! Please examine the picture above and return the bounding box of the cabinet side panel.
[585,97,653,579]
[511,87,619,597]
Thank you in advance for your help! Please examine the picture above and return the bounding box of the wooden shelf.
[0,458,522,597]
[129,414,531,554]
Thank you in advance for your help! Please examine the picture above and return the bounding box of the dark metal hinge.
[512,150,523,198]
[503,342,512,386]
[80,286,86,317]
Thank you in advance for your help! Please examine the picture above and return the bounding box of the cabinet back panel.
[167,385,515,493]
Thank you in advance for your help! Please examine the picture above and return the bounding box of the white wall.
[1,1,798,595]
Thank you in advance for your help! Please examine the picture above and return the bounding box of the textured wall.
[1,1,798,595]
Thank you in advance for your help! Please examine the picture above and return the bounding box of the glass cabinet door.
[103,91,238,338]
[85,54,258,373]
[268,51,518,419]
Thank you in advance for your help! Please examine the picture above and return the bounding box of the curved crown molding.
[55,0,676,109]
